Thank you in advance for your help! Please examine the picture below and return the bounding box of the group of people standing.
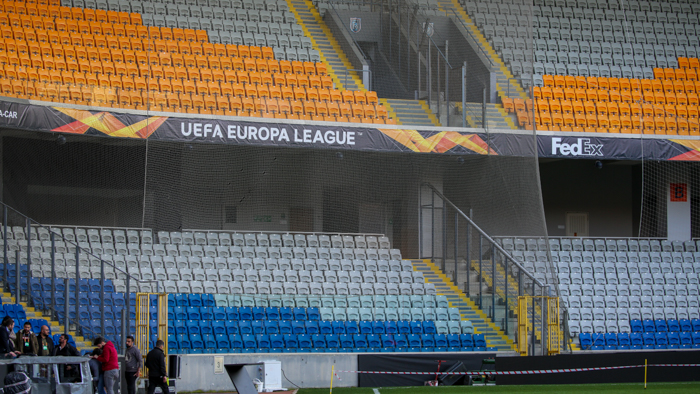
[88,336,169,394]
[2,316,170,394]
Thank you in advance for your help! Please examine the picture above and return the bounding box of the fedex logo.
[551,138,603,156]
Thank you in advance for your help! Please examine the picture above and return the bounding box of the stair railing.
[420,182,558,355]
[0,201,159,353]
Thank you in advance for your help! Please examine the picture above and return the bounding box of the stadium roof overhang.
[1,97,699,162]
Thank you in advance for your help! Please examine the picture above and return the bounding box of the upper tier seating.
[503,58,700,133]
[0,0,393,123]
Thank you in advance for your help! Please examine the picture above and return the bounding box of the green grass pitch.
[299,382,700,394]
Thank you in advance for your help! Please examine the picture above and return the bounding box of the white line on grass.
[373,389,381,394]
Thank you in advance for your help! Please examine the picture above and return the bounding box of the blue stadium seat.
[201,307,214,320]
[642,332,655,345]
[579,333,592,348]
[291,321,305,334]
[266,307,280,320]
[229,334,243,348]
[473,334,486,347]
[311,334,326,348]
[359,321,372,334]
[420,334,435,347]
[226,307,239,320]
[460,334,474,348]
[654,319,667,332]
[239,321,253,334]
[257,334,271,349]
[264,321,279,334]
[168,334,178,350]
[679,319,692,332]
[345,321,359,334]
[423,321,436,334]
[367,334,381,348]
[668,332,680,345]
[186,320,200,335]
[279,321,292,334]
[642,319,655,332]
[239,307,253,320]
[189,294,203,307]
[380,334,395,348]
[216,334,230,349]
[691,319,700,332]
[444,333,459,348]
[177,334,191,350]
[410,321,423,334]
[242,334,257,349]
[407,334,421,347]
[203,334,216,349]
[385,321,397,334]
[202,294,215,307]
[372,321,385,334]
[280,307,293,320]
[298,334,313,349]
[667,319,680,332]
[210,307,225,320]
[331,321,345,334]
[293,307,307,320]
[249,320,262,334]
[680,332,692,345]
[434,334,448,347]
[305,321,319,334]
[284,334,299,348]
[225,320,239,334]
[307,308,320,321]
[397,321,411,334]
[591,345,605,351]
[654,332,668,345]
[605,333,618,346]
[190,334,204,349]
[617,332,630,346]
[175,294,189,306]
[630,332,643,346]
[319,321,332,334]
[270,334,285,348]
[186,307,200,320]
[211,320,226,335]
[353,334,367,349]
[339,334,354,348]
[252,307,265,320]
[326,334,340,348]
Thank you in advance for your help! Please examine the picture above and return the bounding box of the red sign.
[670,183,687,202]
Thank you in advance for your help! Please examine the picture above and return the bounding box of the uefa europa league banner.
[0,99,699,161]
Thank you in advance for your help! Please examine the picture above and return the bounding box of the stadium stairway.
[411,259,515,351]
[2,292,90,351]
[384,99,441,127]
[461,102,517,130]
[440,0,528,102]
[470,259,580,351]
[288,0,364,91]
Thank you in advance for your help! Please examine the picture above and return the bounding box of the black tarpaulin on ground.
[357,353,496,387]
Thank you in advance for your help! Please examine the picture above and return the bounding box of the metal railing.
[0,202,159,353]
[419,182,557,355]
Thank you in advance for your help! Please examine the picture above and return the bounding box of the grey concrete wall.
[176,353,358,391]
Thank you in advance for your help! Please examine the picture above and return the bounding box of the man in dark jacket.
[0,317,20,358]
[15,322,38,355]
[145,340,169,394]
[36,326,54,356]
[53,334,80,382]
